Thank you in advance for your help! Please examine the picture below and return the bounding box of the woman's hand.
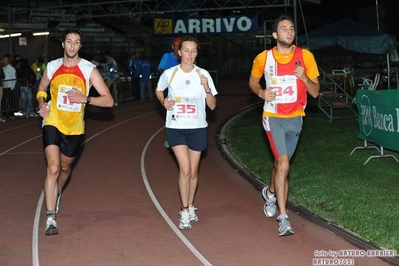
[163,96,176,110]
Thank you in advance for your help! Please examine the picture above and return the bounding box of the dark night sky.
[302,0,399,38]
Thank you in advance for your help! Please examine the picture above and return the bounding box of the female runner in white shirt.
[155,35,217,230]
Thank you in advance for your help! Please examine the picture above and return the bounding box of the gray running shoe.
[262,186,277,217]
[179,209,191,230]
[45,216,59,236]
[188,205,198,222]
[277,215,294,236]
[56,190,62,214]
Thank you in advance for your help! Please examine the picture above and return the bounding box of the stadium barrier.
[1,78,39,120]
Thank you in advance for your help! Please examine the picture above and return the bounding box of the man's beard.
[66,51,78,59]
[277,39,293,49]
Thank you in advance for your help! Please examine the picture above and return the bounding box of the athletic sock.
[267,187,275,198]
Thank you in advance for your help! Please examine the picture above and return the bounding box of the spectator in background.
[91,54,100,68]
[31,56,46,112]
[2,54,17,120]
[12,54,22,69]
[0,61,4,123]
[16,58,38,117]
[158,37,181,97]
[104,51,119,106]
[128,51,142,101]
[91,53,106,81]
[31,56,46,88]
[139,55,154,102]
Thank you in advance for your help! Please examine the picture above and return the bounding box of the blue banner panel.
[154,16,258,35]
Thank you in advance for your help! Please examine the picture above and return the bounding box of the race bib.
[271,75,298,103]
[173,96,198,123]
[57,85,82,112]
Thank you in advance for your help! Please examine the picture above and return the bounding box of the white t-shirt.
[2,64,17,89]
[157,64,217,129]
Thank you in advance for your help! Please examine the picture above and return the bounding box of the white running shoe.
[45,216,59,236]
[179,209,191,230]
[277,214,294,237]
[189,205,198,222]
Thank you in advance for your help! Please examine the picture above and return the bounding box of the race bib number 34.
[271,75,297,103]
[57,85,82,112]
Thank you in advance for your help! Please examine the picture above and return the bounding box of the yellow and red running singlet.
[42,58,94,135]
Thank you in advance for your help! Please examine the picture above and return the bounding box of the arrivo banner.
[154,16,258,35]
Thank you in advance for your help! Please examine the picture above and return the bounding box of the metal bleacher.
[310,67,358,122]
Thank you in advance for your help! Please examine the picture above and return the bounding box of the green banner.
[356,89,399,151]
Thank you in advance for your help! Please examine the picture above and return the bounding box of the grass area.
[225,105,399,253]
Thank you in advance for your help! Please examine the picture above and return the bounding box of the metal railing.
[1,78,40,120]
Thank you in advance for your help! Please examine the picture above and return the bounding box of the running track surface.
[0,76,396,266]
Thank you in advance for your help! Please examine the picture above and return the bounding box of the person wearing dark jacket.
[17,59,38,117]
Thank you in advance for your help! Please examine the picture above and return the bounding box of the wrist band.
[206,90,212,94]
[36,91,48,100]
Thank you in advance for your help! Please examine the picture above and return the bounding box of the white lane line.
[32,191,44,266]
[141,127,213,266]
[31,111,158,266]
[0,135,42,157]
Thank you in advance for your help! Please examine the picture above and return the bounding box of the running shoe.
[277,214,294,237]
[262,186,277,218]
[45,216,59,236]
[0,117,5,123]
[188,205,198,222]
[14,111,24,117]
[164,138,170,149]
[179,209,191,230]
[56,190,62,214]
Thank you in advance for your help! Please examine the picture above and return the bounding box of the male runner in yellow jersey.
[37,27,114,235]
[249,14,320,236]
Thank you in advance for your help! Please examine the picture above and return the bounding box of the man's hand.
[67,88,85,103]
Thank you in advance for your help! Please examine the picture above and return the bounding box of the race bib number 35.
[173,96,198,121]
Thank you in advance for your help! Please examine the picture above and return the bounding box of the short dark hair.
[20,58,29,65]
[62,27,83,42]
[271,14,294,33]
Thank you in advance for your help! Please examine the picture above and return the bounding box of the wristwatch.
[86,96,92,104]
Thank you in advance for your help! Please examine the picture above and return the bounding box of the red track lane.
[0,76,393,266]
